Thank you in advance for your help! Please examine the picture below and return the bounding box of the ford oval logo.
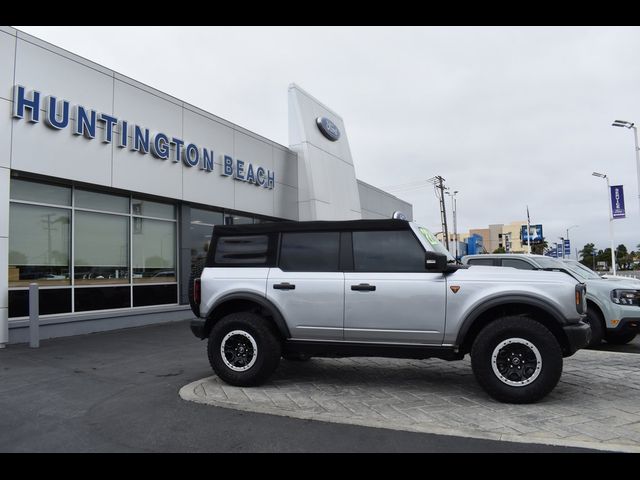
[316,117,341,141]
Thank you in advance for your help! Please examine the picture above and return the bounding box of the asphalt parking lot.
[1,320,639,452]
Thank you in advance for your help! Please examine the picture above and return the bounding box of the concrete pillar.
[0,166,9,347]
[178,204,191,305]
[288,84,361,221]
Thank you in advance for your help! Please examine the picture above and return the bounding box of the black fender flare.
[206,292,291,339]
[455,294,569,347]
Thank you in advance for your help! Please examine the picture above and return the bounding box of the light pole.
[566,224,578,259]
[445,190,459,260]
[592,172,617,275]
[612,120,640,217]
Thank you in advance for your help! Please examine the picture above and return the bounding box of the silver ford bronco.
[189,218,590,403]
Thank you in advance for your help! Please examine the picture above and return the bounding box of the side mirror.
[425,251,447,272]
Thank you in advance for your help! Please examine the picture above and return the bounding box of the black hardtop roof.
[214,218,412,236]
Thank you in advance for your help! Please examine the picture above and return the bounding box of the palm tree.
[531,239,548,255]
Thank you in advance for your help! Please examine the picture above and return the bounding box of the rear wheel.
[583,309,604,347]
[605,330,637,345]
[471,316,563,404]
[208,312,281,386]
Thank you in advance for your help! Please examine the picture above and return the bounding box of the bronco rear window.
[213,235,270,266]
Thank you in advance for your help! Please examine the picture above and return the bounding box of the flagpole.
[526,206,532,254]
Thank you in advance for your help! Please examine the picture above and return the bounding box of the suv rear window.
[213,235,270,265]
[279,232,340,272]
[468,258,496,266]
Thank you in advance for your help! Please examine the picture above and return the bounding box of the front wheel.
[583,309,604,347]
[208,312,282,387]
[471,317,563,404]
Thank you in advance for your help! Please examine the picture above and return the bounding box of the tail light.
[194,278,201,305]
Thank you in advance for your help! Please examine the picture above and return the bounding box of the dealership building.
[0,26,412,346]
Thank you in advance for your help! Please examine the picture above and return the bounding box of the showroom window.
[8,179,178,318]
[190,208,223,267]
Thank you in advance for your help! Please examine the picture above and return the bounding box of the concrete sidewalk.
[181,349,640,452]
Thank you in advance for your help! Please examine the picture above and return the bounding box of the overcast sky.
[15,26,640,255]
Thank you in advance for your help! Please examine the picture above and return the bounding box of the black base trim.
[562,321,591,356]
[283,340,463,361]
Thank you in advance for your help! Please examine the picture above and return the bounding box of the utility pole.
[434,176,450,250]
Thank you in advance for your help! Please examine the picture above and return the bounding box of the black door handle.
[351,283,376,292]
[273,282,296,290]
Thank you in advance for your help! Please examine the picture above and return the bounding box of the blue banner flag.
[610,185,626,219]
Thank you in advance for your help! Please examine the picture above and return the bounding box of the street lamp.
[612,120,640,217]
[592,171,617,275]
[566,224,578,260]
[445,190,459,260]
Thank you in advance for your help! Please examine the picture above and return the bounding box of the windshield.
[561,261,601,280]
[532,257,570,270]
[415,225,456,263]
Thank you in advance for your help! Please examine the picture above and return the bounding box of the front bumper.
[610,317,640,333]
[190,318,206,339]
[562,320,592,356]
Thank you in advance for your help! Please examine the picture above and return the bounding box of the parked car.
[189,219,590,404]
[462,254,640,346]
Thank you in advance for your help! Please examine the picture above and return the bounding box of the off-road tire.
[605,330,637,345]
[208,312,281,386]
[471,316,563,404]
[583,309,604,347]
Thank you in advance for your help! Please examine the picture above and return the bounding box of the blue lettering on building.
[201,149,214,172]
[245,163,255,184]
[11,85,275,189]
[222,155,233,176]
[118,120,128,148]
[184,143,199,167]
[73,105,97,139]
[45,96,69,130]
[12,85,40,123]
[151,132,170,160]
[132,125,150,153]
[171,138,184,163]
[99,113,118,143]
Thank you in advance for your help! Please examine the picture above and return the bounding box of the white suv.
[462,254,640,347]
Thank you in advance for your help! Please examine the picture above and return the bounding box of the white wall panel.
[14,38,114,115]
[12,119,112,186]
[273,183,298,220]
[0,99,11,168]
[113,78,183,135]
[0,30,16,102]
[181,108,236,209]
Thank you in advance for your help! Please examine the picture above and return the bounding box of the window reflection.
[74,211,129,284]
[132,218,176,283]
[9,203,70,286]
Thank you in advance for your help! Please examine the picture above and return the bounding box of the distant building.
[439,220,536,256]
